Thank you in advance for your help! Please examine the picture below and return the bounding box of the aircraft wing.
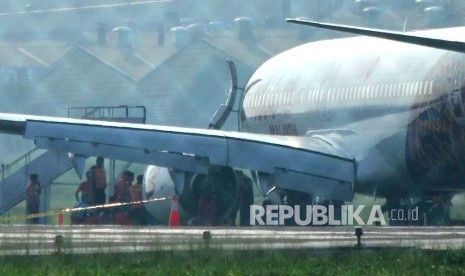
[0,113,356,201]
[286,19,465,53]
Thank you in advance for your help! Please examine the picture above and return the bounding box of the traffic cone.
[58,212,64,226]
[169,195,180,227]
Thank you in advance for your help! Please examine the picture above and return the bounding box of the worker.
[128,174,149,225]
[75,170,95,206]
[236,171,254,226]
[90,157,107,206]
[195,175,217,226]
[70,201,89,225]
[26,173,41,224]
[114,170,134,225]
[116,171,133,202]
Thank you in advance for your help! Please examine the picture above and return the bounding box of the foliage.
[0,248,465,275]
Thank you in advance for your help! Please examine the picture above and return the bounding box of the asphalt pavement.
[0,225,464,255]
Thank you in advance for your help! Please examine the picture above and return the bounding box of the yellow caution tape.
[0,196,172,223]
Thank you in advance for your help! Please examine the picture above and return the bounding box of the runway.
[0,225,465,255]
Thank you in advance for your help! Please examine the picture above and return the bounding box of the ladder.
[0,106,146,217]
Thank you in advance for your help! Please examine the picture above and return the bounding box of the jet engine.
[142,165,240,225]
[142,165,190,224]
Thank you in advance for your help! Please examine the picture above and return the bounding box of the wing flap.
[227,136,354,183]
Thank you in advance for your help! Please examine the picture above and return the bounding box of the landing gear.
[260,190,283,225]
[283,191,314,226]
[261,190,345,226]
[383,195,452,226]
[383,198,414,226]
[416,196,451,226]
[185,166,240,226]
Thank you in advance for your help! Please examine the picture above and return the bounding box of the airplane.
[1,18,465,225]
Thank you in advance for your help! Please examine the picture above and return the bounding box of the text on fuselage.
[269,123,298,135]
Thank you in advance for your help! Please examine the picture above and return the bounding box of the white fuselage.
[241,27,465,198]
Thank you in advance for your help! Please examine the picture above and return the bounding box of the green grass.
[0,249,465,275]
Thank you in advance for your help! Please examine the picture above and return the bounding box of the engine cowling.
[142,165,241,226]
[142,165,191,224]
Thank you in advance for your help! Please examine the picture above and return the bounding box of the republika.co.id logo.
[250,204,419,226]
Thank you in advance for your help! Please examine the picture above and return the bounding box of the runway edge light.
[355,227,363,248]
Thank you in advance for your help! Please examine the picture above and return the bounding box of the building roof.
[0,0,172,15]
[0,26,315,85]
[0,40,71,68]
[199,28,307,68]
[77,30,180,81]
[0,19,343,83]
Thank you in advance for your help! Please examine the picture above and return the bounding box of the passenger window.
[413,82,419,96]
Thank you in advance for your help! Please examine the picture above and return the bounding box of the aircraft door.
[448,80,465,125]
